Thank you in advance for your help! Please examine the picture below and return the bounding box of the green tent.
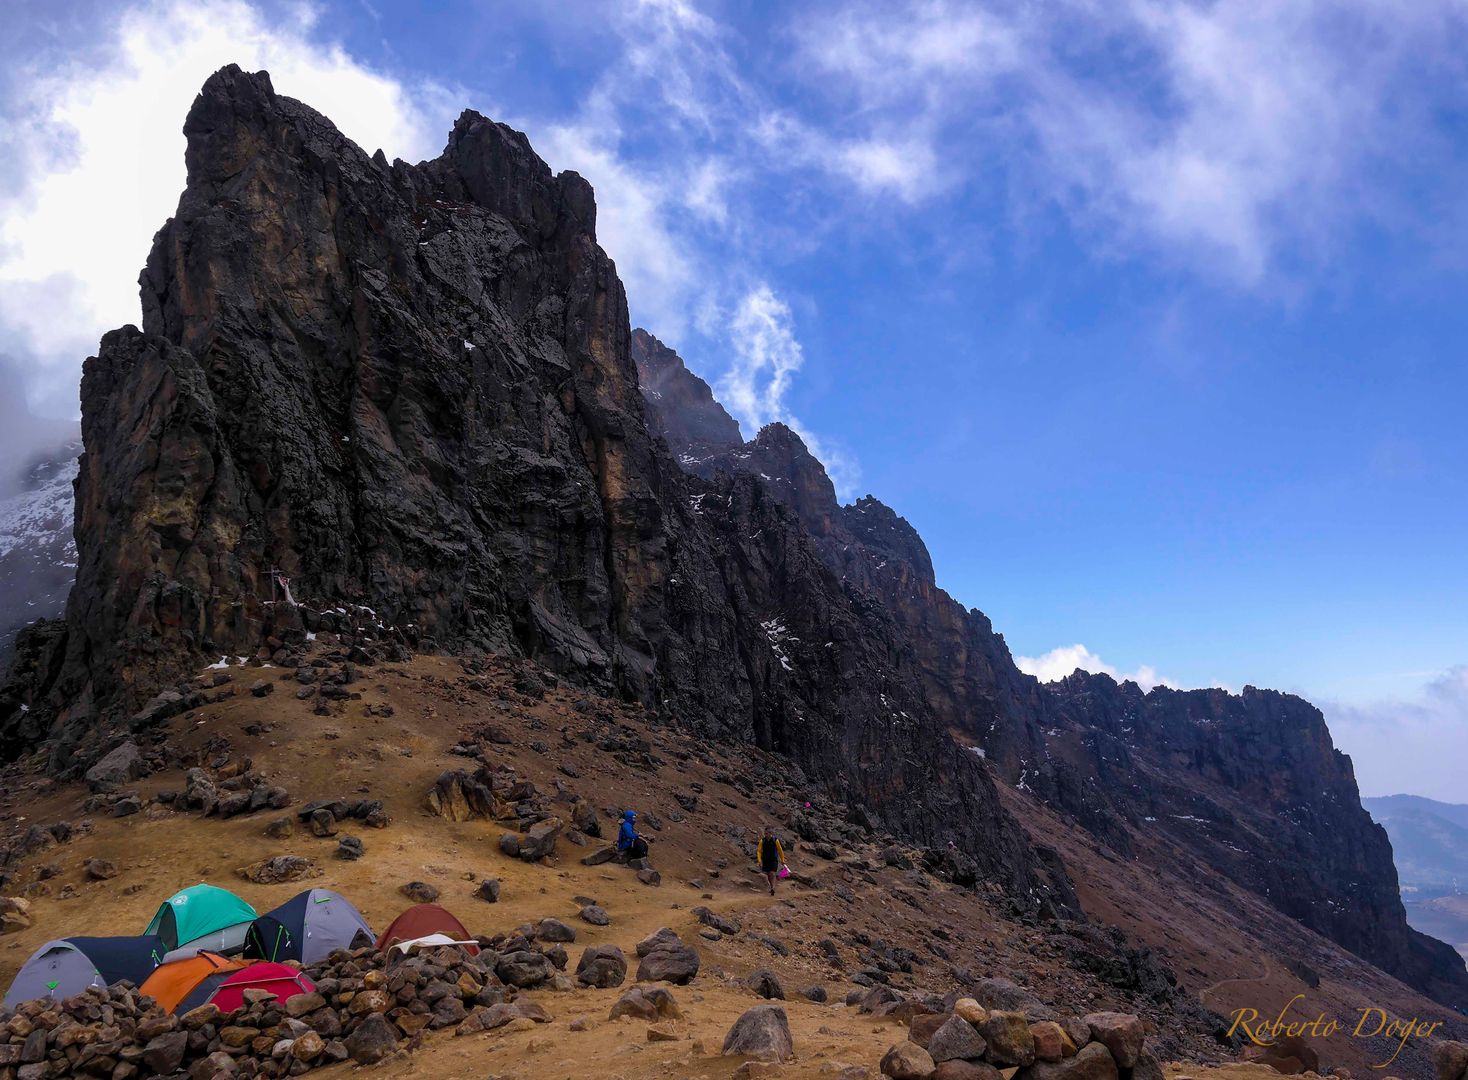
[145,884,257,958]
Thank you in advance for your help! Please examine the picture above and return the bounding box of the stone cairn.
[873,985,1164,1080]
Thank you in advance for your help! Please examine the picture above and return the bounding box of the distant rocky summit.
[1,63,1464,1015]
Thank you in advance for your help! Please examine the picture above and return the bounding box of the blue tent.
[3,935,165,1006]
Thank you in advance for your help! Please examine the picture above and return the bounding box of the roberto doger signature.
[1228,994,1445,1069]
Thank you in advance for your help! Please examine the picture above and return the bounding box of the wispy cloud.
[1016,642,1171,693]
[719,285,803,433]
[717,285,860,498]
[789,0,1468,282]
[0,0,455,418]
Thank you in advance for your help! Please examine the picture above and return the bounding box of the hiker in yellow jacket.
[757,825,784,896]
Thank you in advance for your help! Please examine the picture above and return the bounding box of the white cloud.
[1016,643,1170,693]
[790,0,1468,282]
[714,284,860,500]
[719,285,803,432]
[0,0,454,415]
[1325,665,1468,804]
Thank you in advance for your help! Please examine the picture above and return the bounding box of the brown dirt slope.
[1,650,1462,1079]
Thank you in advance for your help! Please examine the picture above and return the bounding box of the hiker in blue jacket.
[617,810,649,859]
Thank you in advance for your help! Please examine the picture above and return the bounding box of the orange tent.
[375,904,472,951]
[139,952,248,1014]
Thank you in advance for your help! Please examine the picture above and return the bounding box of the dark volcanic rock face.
[0,65,1059,911]
[632,329,743,465]
[1045,673,1468,1010]
[637,339,1468,1010]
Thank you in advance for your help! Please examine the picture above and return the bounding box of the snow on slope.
[0,442,80,662]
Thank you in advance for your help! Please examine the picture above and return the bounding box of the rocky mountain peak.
[631,329,743,464]
[2,64,1464,1019]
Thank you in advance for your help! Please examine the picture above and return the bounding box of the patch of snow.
[760,617,797,672]
[463,340,475,350]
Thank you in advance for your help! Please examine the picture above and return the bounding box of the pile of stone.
[156,765,292,822]
[0,822,90,895]
[291,798,388,836]
[423,763,600,861]
[877,989,1162,1080]
[0,939,556,1079]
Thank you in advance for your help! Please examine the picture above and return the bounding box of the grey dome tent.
[3,935,165,1007]
[243,888,374,965]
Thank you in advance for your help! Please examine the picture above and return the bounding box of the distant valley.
[1365,794,1468,961]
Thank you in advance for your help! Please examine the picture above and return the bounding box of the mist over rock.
[0,439,80,665]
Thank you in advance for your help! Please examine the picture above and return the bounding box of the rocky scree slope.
[633,331,1468,1012]
[0,66,1057,916]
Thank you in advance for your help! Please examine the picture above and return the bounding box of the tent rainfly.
[139,952,247,1014]
[243,889,374,965]
[375,903,473,952]
[197,963,315,1013]
[3,936,166,1007]
[387,932,481,956]
[145,884,257,959]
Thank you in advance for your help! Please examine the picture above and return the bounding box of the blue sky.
[2,0,1466,799]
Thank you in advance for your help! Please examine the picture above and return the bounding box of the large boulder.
[909,1012,949,1049]
[744,968,785,1000]
[519,817,562,860]
[1436,1041,1468,1080]
[344,1013,398,1065]
[970,978,1052,1019]
[423,769,498,821]
[637,941,700,985]
[977,1011,1034,1068]
[538,917,577,942]
[933,1062,1002,1080]
[1028,1021,1076,1062]
[721,1004,795,1062]
[0,897,32,935]
[85,741,144,791]
[927,1016,986,1064]
[496,950,554,988]
[636,927,680,956]
[576,944,628,989]
[609,986,682,1021]
[142,1031,189,1074]
[881,1041,936,1079]
[1019,1041,1118,1080]
[1079,1013,1143,1069]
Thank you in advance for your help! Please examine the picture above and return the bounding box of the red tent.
[375,904,473,951]
[205,963,315,1013]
